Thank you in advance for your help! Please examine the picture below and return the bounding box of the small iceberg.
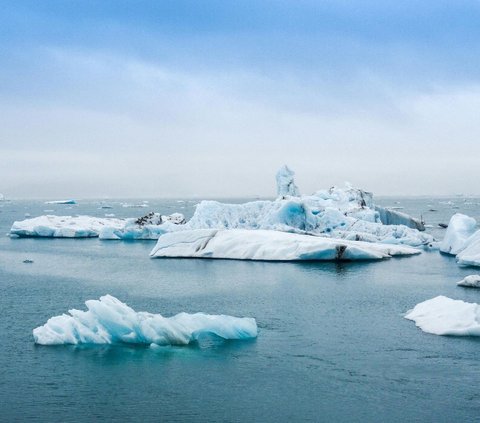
[440,214,480,267]
[33,295,257,346]
[150,229,420,261]
[405,296,480,336]
[10,213,186,239]
[457,275,480,288]
[45,199,77,205]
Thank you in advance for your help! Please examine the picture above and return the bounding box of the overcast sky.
[1,1,480,198]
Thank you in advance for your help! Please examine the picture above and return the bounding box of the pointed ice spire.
[276,165,300,198]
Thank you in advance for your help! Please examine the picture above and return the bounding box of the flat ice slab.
[150,229,420,261]
[11,215,125,238]
[405,296,480,336]
[457,275,480,288]
[45,199,77,204]
[33,295,257,345]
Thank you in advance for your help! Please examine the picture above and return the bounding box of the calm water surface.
[1,197,480,422]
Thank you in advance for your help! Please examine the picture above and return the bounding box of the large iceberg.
[150,229,420,261]
[33,295,257,346]
[405,296,480,336]
[10,166,432,247]
[11,213,185,239]
[440,213,480,267]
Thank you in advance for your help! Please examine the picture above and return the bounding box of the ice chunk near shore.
[33,295,257,345]
[405,296,480,336]
[440,214,477,255]
[150,229,420,261]
[45,199,76,204]
[457,275,480,288]
[276,165,300,198]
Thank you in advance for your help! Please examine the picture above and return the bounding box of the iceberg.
[33,295,257,346]
[405,296,480,336]
[457,275,480,288]
[440,214,480,267]
[440,214,477,255]
[375,206,425,231]
[276,165,300,198]
[11,213,185,239]
[45,199,77,204]
[150,229,420,261]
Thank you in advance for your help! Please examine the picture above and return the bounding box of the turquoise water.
[1,197,480,422]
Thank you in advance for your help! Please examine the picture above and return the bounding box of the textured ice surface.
[11,213,185,239]
[276,165,300,197]
[457,275,480,288]
[440,214,480,267]
[33,295,257,345]
[440,214,477,255]
[150,229,420,261]
[405,296,480,336]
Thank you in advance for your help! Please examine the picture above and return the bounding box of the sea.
[1,197,480,422]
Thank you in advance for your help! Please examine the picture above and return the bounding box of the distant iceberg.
[276,165,300,198]
[440,213,480,267]
[150,229,420,261]
[33,295,257,346]
[45,199,77,205]
[405,296,480,336]
[11,213,185,239]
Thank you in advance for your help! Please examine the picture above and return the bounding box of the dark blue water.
[1,197,480,422]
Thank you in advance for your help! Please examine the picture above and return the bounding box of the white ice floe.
[440,214,477,255]
[11,213,185,239]
[457,275,480,288]
[45,199,76,204]
[405,296,480,336]
[440,214,480,267]
[150,229,420,261]
[33,295,257,346]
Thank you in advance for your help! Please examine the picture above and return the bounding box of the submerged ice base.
[150,229,420,261]
[405,296,480,336]
[33,295,257,346]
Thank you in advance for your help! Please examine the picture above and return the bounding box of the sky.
[1,0,480,198]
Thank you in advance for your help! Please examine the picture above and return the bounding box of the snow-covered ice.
[45,199,76,205]
[10,215,124,238]
[11,213,185,239]
[405,296,480,336]
[150,229,420,261]
[457,275,480,288]
[440,214,477,255]
[276,165,300,198]
[440,213,480,267]
[33,295,257,345]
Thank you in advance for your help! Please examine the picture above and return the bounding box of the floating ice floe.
[440,214,480,267]
[45,199,76,204]
[33,295,257,346]
[150,229,420,261]
[405,296,480,336]
[11,213,185,239]
[457,275,480,288]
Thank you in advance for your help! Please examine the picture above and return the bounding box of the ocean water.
[1,197,480,422]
